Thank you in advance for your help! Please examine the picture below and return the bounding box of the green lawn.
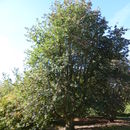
[125,104,130,114]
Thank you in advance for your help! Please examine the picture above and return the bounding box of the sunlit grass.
[125,104,130,114]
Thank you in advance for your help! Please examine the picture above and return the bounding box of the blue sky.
[0,0,130,79]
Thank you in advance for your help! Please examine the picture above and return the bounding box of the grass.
[117,104,130,120]
[75,126,130,130]
[57,105,130,130]
[125,104,130,114]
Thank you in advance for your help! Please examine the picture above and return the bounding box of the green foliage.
[0,71,29,130]
[125,104,130,114]
[90,58,130,120]
[0,73,13,98]
[0,92,22,129]
[0,75,24,130]
[21,69,55,129]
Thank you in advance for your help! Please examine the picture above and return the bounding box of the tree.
[0,71,25,130]
[25,0,130,129]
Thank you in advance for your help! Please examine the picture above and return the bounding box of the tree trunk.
[109,117,114,122]
[65,121,74,130]
[108,114,115,122]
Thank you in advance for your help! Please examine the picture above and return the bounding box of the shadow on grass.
[96,126,130,130]
[76,126,130,130]
[54,116,130,130]
[117,113,130,121]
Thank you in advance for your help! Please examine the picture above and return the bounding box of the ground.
[57,117,130,130]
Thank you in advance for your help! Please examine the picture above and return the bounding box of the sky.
[0,0,130,79]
